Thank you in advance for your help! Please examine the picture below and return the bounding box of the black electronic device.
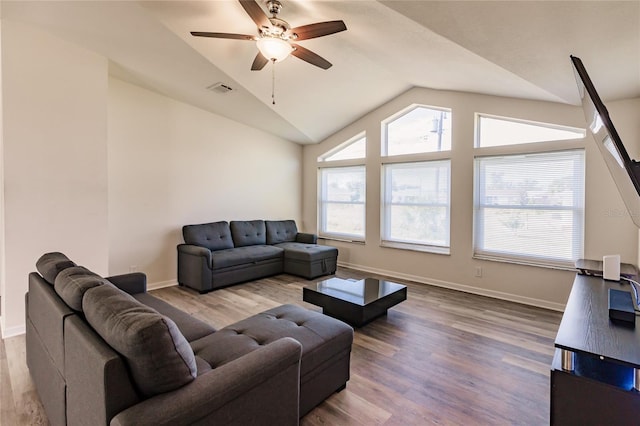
[571,55,640,228]
[608,288,636,325]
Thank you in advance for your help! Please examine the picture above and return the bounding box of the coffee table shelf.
[303,277,407,327]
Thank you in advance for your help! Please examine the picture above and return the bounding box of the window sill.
[381,241,450,255]
[472,253,576,271]
[318,236,365,244]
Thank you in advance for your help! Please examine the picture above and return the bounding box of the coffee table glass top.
[304,277,406,306]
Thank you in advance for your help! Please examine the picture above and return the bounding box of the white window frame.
[379,104,453,254]
[318,165,366,242]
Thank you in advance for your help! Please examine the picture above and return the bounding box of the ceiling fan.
[191,0,347,71]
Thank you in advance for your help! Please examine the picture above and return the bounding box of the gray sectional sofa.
[26,252,353,426]
[178,219,338,293]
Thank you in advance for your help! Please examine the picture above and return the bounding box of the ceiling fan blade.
[191,32,256,41]
[291,44,332,70]
[251,52,269,71]
[239,0,271,29]
[290,20,347,41]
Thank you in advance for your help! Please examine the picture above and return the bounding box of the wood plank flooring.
[0,267,562,425]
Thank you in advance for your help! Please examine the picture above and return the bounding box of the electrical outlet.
[129,265,137,273]
[475,267,482,277]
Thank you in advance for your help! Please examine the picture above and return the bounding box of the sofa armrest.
[296,232,318,244]
[106,272,147,294]
[177,244,212,261]
[110,337,302,426]
[177,244,213,293]
[65,316,141,426]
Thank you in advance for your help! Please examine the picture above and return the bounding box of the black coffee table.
[303,277,407,327]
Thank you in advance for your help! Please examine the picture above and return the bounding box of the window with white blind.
[382,160,451,252]
[319,166,366,240]
[474,150,585,267]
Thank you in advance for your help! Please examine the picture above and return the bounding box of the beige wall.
[1,20,109,336]
[303,87,640,309]
[107,78,302,285]
[0,20,6,338]
[0,22,302,337]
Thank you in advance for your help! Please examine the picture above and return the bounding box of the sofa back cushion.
[54,266,110,312]
[183,221,234,252]
[265,220,298,245]
[36,252,77,284]
[230,220,266,247]
[83,284,197,398]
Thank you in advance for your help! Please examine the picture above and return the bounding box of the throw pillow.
[265,220,298,245]
[36,252,77,284]
[54,266,108,312]
[183,221,234,252]
[83,284,197,397]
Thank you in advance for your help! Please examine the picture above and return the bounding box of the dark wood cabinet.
[551,274,640,424]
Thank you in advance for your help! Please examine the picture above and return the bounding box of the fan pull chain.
[271,59,276,105]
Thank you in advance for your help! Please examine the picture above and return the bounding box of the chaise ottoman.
[189,304,353,416]
[276,242,339,279]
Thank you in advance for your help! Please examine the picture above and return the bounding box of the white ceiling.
[2,1,639,144]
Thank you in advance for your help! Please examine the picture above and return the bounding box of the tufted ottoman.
[189,304,353,417]
[275,242,339,279]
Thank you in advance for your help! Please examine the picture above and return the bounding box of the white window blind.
[382,160,451,249]
[319,166,366,239]
[474,150,585,267]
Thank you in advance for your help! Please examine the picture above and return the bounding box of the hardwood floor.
[1,267,562,425]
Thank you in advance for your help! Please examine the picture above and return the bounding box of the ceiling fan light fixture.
[256,37,292,62]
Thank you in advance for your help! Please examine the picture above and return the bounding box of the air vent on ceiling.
[206,82,233,94]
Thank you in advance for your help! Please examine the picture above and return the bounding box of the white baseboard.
[148,279,178,291]
[2,323,26,339]
[337,261,566,312]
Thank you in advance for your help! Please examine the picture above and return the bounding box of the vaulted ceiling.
[2,1,639,144]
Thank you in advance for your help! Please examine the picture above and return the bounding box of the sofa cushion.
[54,266,109,312]
[211,245,284,270]
[265,220,298,245]
[230,220,266,247]
[275,242,339,262]
[83,284,197,398]
[36,252,77,285]
[183,221,234,252]
[190,304,353,377]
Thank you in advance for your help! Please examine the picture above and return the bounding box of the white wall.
[107,78,302,286]
[1,20,109,336]
[303,87,640,309]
